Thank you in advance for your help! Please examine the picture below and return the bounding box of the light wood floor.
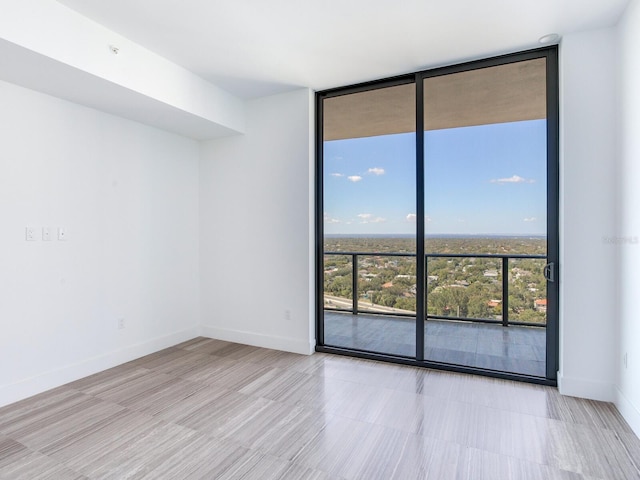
[1,338,639,479]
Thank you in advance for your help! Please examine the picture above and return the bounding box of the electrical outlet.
[42,227,53,241]
[118,318,125,330]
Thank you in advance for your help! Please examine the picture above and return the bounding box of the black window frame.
[315,46,559,386]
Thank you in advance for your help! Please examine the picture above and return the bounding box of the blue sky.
[323,119,547,236]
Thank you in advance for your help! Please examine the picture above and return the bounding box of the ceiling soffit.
[323,58,546,141]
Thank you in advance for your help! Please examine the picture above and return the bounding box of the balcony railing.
[324,251,548,328]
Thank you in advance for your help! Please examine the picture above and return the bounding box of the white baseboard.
[201,325,315,355]
[0,326,199,409]
[615,386,640,438]
[557,373,615,402]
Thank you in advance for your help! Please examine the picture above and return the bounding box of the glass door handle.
[543,262,555,282]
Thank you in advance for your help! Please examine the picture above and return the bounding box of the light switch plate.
[26,227,36,241]
[42,227,53,241]
[58,227,67,241]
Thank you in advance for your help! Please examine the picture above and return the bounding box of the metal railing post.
[502,257,509,327]
[352,254,358,314]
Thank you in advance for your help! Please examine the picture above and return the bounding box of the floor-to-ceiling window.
[316,47,558,384]
[321,80,417,357]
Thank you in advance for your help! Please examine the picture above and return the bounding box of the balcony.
[322,251,548,377]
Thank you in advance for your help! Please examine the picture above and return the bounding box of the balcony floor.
[324,311,546,377]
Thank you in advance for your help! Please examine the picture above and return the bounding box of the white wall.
[199,88,315,355]
[558,28,619,401]
[0,80,201,408]
[616,0,640,437]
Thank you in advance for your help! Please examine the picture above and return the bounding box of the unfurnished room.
[1,0,640,478]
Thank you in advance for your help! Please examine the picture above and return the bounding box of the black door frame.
[315,46,559,386]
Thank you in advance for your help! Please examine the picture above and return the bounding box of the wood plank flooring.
[0,338,638,479]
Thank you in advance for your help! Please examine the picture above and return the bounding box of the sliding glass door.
[321,81,417,357]
[422,57,555,377]
[316,47,558,383]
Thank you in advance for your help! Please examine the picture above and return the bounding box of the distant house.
[382,281,394,289]
[483,270,499,278]
[534,298,547,312]
[513,268,532,279]
[487,299,501,308]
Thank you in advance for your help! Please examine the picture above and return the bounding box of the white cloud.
[358,213,386,224]
[368,167,385,176]
[490,175,535,184]
[330,173,344,177]
[348,175,363,182]
[523,217,537,222]
[324,213,341,224]
[406,214,431,223]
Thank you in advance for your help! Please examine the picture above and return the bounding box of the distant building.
[382,281,394,289]
[513,268,532,279]
[483,270,499,278]
[534,298,547,312]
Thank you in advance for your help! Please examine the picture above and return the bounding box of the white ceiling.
[56,0,629,99]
